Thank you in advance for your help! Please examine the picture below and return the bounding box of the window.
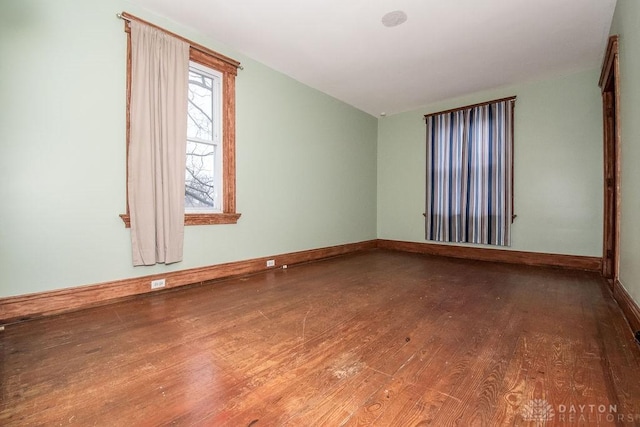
[119,13,241,227]
[424,97,515,246]
[186,63,222,212]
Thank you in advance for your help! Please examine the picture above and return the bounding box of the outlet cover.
[266,260,275,267]
[151,279,166,289]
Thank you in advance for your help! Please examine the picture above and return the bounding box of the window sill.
[120,212,241,228]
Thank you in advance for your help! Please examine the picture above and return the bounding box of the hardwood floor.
[1,250,639,426]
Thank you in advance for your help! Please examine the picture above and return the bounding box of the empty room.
[2,0,640,425]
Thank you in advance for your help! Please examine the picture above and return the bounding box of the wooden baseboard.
[0,240,377,324]
[376,239,602,272]
[612,278,640,334]
[0,238,607,324]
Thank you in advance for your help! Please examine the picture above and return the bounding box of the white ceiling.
[128,0,617,116]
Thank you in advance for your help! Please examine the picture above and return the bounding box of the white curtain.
[128,21,189,266]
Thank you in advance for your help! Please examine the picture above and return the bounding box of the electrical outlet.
[151,279,166,289]
[266,259,275,267]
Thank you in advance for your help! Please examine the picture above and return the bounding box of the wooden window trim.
[119,12,241,227]
[423,96,516,119]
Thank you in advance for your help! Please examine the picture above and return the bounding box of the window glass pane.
[186,63,221,212]
[187,70,213,140]
[185,140,216,209]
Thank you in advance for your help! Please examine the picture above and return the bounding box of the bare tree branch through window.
[185,66,220,210]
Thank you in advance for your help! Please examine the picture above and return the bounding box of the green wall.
[377,70,604,256]
[610,0,640,307]
[0,0,618,304]
[0,0,378,298]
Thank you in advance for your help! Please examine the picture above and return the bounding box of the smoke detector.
[381,10,407,27]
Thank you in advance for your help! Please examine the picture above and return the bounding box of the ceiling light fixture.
[381,10,407,27]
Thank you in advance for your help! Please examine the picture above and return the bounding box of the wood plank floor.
[1,250,639,426]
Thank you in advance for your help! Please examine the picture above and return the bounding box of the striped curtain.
[425,99,513,246]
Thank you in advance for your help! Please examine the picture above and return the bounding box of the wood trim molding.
[423,96,516,119]
[599,35,619,89]
[0,240,376,324]
[377,239,602,272]
[119,12,241,70]
[599,34,622,281]
[120,212,242,227]
[612,278,640,334]
[1,239,609,324]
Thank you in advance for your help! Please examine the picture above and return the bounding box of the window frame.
[186,62,223,213]
[119,13,241,227]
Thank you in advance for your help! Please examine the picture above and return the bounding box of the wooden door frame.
[599,35,621,283]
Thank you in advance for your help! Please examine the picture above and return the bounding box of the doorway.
[599,35,621,283]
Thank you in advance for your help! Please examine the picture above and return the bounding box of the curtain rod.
[116,12,243,71]
[424,96,516,120]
